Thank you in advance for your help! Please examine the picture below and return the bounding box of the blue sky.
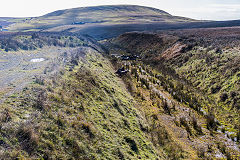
[1,0,240,20]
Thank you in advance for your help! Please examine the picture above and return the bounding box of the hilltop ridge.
[42,5,171,18]
[6,5,196,32]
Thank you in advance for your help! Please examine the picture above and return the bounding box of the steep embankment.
[106,28,240,159]
[0,32,167,159]
[110,58,240,159]
[109,29,240,106]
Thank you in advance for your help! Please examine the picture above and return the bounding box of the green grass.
[168,47,239,130]
[6,5,196,32]
[106,31,240,158]
[0,47,163,159]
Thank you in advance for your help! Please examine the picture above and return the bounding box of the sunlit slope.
[7,5,196,32]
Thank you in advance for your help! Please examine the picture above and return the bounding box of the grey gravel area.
[0,47,72,103]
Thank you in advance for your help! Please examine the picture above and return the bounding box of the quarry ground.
[0,47,72,103]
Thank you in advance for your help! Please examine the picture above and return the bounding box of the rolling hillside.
[4,5,240,40]
[6,5,196,33]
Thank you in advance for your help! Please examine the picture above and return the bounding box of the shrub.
[216,48,222,54]
[230,91,237,98]
[237,126,240,142]
[81,122,95,138]
[180,117,192,135]
[34,76,44,85]
[197,147,206,158]
[0,108,12,122]
[33,90,47,110]
[192,116,203,135]
[211,86,221,94]
[206,113,218,130]
[163,100,171,115]
[17,125,39,153]
[217,142,226,154]
[220,93,228,102]
[56,117,65,127]
[124,137,138,153]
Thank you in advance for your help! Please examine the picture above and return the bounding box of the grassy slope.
[160,29,240,133]
[0,37,165,159]
[6,5,196,32]
[168,46,240,132]
[0,17,27,28]
[117,60,240,159]
[0,32,211,159]
[2,28,240,159]
[106,29,240,158]
[109,30,240,107]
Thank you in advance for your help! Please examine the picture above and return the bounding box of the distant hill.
[6,5,196,32]
[4,5,240,40]
[0,17,25,28]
